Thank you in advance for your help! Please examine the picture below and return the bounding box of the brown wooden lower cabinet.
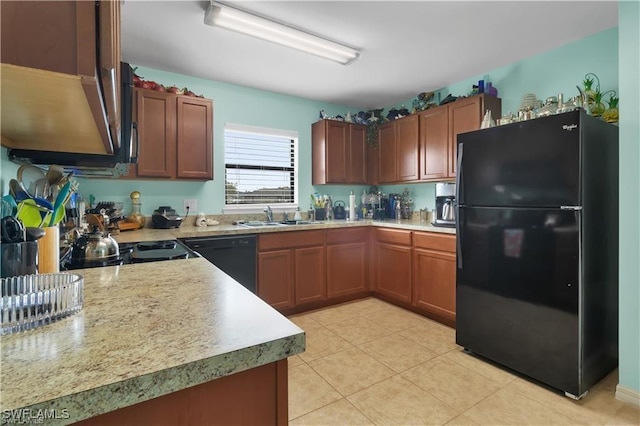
[78,359,289,426]
[258,250,294,310]
[258,231,325,313]
[412,232,456,326]
[256,228,456,327]
[294,246,326,305]
[372,228,412,304]
[325,228,369,300]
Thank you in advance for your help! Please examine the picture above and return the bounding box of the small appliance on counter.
[151,206,183,229]
[432,183,456,228]
[333,200,347,220]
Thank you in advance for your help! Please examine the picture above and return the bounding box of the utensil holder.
[0,241,38,278]
[314,208,326,221]
[37,226,60,273]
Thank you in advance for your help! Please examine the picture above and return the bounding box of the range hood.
[3,63,137,178]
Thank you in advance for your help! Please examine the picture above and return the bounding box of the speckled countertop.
[113,219,455,243]
[0,258,305,423]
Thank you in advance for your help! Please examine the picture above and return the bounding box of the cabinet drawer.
[259,230,324,251]
[413,232,455,252]
[374,228,411,246]
[326,227,368,245]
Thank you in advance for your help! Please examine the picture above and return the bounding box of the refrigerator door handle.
[561,206,583,210]
[456,142,464,204]
[456,206,463,269]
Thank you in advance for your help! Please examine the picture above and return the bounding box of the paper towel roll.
[349,192,356,221]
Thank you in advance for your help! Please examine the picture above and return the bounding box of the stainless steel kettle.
[442,199,455,222]
[70,213,119,263]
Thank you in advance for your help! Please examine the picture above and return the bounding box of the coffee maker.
[433,183,456,228]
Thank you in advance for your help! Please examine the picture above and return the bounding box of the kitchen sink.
[239,221,286,228]
[279,220,321,225]
[237,220,324,228]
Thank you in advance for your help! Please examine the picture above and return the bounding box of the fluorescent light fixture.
[204,1,360,65]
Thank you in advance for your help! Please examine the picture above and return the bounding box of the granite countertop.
[113,219,455,243]
[0,258,305,424]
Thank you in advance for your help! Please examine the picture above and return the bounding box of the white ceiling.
[121,1,618,109]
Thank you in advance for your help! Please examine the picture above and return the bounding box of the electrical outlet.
[183,199,198,213]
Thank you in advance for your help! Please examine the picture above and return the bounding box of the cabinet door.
[413,248,456,322]
[419,107,448,180]
[448,97,482,177]
[326,242,369,299]
[294,246,326,306]
[395,115,419,181]
[326,120,349,183]
[373,242,412,303]
[367,144,379,185]
[258,250,294,310]
[177,96,213,180]
[378,122,396,183]
[135,90,176,178]
[349,125,367,184]
[98,0,121,150]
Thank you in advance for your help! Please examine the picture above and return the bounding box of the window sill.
[223,204,299,215]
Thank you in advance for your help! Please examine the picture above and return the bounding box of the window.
[224,123,298,210]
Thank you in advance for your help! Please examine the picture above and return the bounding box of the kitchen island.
[0,258,304,425]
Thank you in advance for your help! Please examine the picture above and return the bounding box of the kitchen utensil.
[49,181,72,226]
[25,227,46,242]
[16,199,52,228]
[17,164,45,198]
[1,216,25,243]
[9,179,30,202]
[45,165,64,186]
[2,195,17,217]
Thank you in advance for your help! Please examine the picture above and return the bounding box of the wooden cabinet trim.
[413,232,456,252]
[258,230,325,251]
[326,227,369,245]
[374,228,412,245]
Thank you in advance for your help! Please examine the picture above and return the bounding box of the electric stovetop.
[62,240,200,270]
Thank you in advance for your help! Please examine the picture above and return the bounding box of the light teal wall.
[617,0,640,395]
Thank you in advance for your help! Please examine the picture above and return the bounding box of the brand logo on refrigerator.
[562,124,578,131]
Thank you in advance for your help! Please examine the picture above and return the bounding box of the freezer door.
[456,206,581,395]
[457,112,581,207]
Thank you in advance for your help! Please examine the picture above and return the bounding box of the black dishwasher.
[179,235,257,293]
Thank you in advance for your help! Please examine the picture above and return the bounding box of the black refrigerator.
[455,110,618,399]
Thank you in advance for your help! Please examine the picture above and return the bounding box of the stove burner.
[137,241,177,251]
[119,243,135,254]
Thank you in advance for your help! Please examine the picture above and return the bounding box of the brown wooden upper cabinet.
[312,120,367,184]
[130,88,213,180]
[1,0,121,155]
[377,114,419,184]
[420,94,501,180]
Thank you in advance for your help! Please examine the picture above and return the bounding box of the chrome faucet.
[264,206,273,223]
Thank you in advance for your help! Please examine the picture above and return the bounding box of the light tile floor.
[287,298,639,425]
